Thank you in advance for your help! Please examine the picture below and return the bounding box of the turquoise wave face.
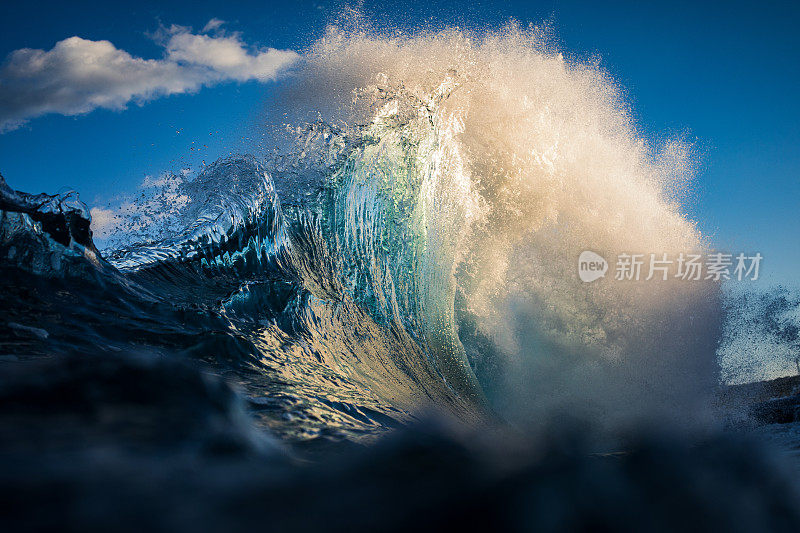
[94,88,489,411]
[0,144,488,447]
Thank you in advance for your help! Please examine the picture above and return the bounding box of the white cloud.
[0,23,299,132]
[202,18,226,33]
[89,206,120,240]
[166,30,297,82]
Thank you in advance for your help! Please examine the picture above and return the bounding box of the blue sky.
[0,0,798,284]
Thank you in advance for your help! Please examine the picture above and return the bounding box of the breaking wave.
[1,23,725,443]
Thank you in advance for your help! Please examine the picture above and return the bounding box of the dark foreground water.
[0,353,799,532]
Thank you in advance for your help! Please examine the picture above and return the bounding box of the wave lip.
[107,156,286,276]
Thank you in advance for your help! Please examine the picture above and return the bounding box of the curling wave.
[1,22,725,444]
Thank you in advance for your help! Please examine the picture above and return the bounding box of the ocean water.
[0,23,795,451]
